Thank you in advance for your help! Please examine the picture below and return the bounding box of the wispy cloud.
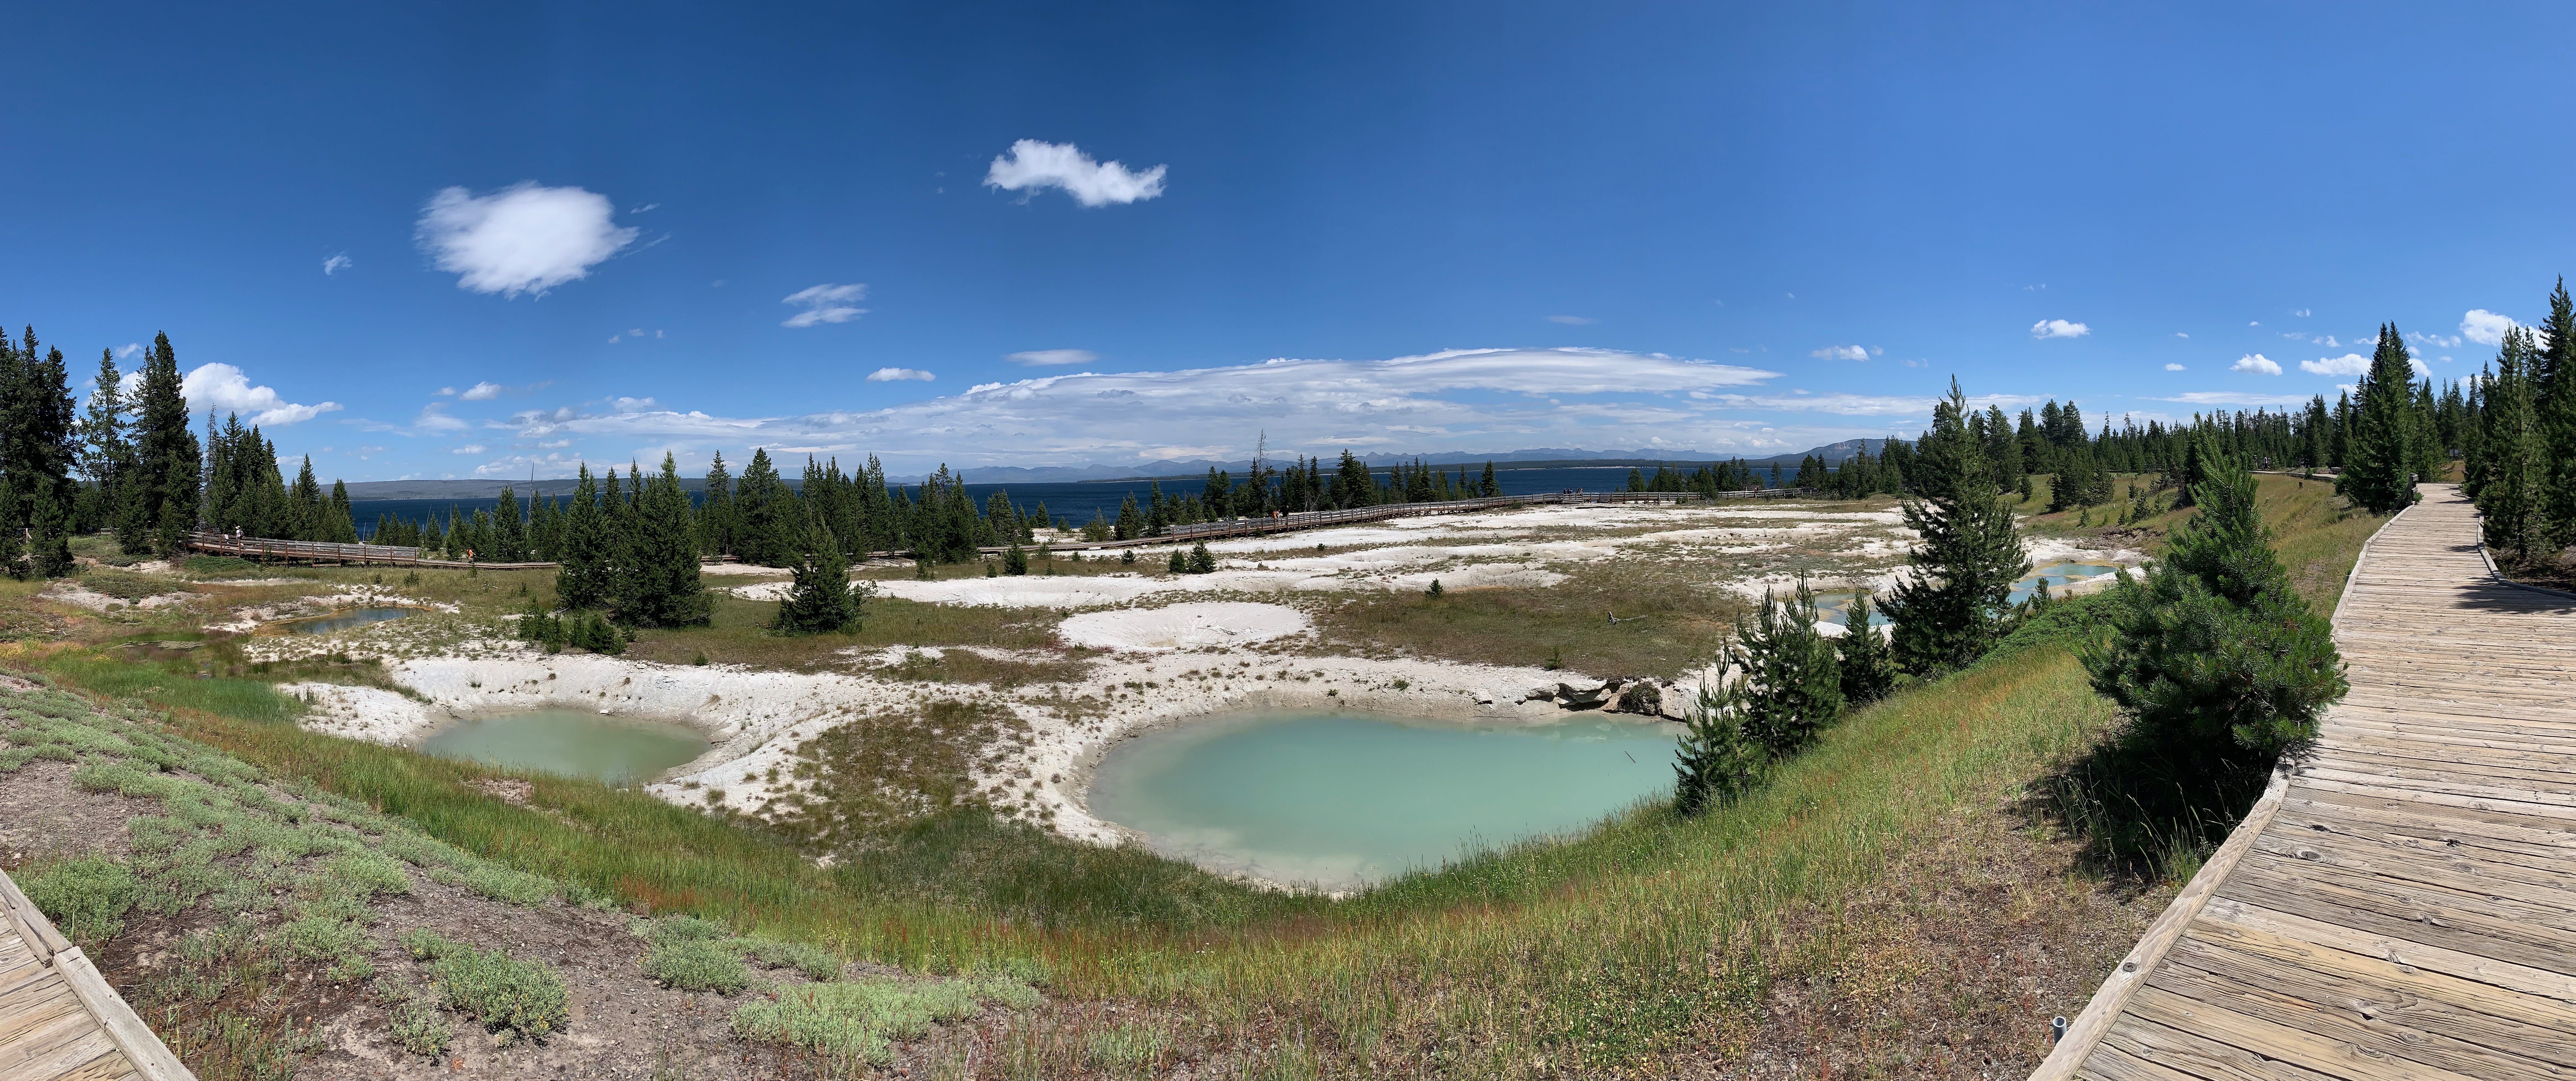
[782,284,867,327]
[2232,354,2282,375]
[2164,363,2186,371]
[321,253,352,276]
[1547,315,1598,325]
[1809,345,1870,361]
[866,368,935,382]
[2156,391,2312,407]
[2030,319,2090,340]
[985,140,1167,207]
[1006,349,1097,367]
[416,182,637,297]
[117,343,142,359]
[459,381,505,401]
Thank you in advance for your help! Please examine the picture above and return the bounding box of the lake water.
[274,607,417,635]
[417,709,710,786]
[1087,711,1679,889]
[348,465,1744,539]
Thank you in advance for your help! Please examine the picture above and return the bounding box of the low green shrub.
[460,862,555,907]
[642,936,752,993]
[17,855,140,942]
[389,1000,451,1058]
[730,974,1036,1067]
[736,936,841,981]
[407,930,568,1042]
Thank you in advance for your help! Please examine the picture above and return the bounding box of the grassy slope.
[3,478,2387,1077]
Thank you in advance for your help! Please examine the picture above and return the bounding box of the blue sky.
[6,2,2572,480]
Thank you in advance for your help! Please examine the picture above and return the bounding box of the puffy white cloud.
[2164,363,2187,371]
[416,183,637,297]
[1809,345,1870,361]
[2156,391,2313,407]
[2232,354,2282,375]
[985,139,1167,207]
[2301,354,2367,376]
[2294,308,2312,317]
[2030,319,2091,339]
[782,284,868,327]
[181,364,341,426]
[2461,309,2520,346]
[1548,315,1598,325]
[866,367,935,382]
[459,381,504,401]
[322,253,352,276]
[1006,349,1097,367]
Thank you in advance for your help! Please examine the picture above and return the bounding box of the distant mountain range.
[336,439,1904,500]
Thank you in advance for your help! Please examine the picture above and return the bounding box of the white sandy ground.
[41,583,196,612]
[209,588,460,633]
[241,500,2142,882]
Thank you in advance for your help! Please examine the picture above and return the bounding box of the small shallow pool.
[1816,562,2120,625]
[274,607,417,635]
[418,709,709,786]
[1087,711,1677,889]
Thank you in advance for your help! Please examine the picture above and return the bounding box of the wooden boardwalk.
[2035,484,2576,1081]
[0,863,190,1081]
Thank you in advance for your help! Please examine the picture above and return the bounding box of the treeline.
[1676,379,2347,816]
[0,331,204,576]
[2463,279,2576,562]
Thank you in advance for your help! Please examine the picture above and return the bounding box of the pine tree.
[1720,577,1843,759]
[1671,680,1766,815]
[774,522,865,634]
[1188,540,1217,574]
[1835,594,1897,705]
[125,333,200,555]
[700,450,736,557]
[1480,460,1499,497]
[2084,450,2346,759]
[626,454,711,626]
[76,349,131,535]
[554,466,616,609]
[735,448,797,566]
[1884,380,2031,674]
[1003,540,1029,575]
[2539,278,2576,547]
[2476,328,2544,560]
[0,329,77,576]
[2336,325,2425,513]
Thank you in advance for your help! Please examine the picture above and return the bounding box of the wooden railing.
[185,487,1817,568]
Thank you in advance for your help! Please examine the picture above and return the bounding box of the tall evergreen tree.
[626,454,711,626]
[2085,450,2346,759]
[76,349,131,534]
[1672,680,1767,815]
[2336,324,2425,513]
[126,333,200,554]
[700,450,736,557]
[1717,577,1843,760]
[1883,379,2031,674]
[2476,328,2544,560]
[734,448,796,566]
[0,329,76,575]
[2538,278,2576,547]
[554,466,617,609]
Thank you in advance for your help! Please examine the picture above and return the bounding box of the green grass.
[16,853,140,944]
[730,973,1041,1068]
[623,594,1083,684]
[403,929,570,1043]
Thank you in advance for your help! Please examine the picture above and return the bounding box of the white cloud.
[2461,309,2519,346]
[2156,391,2313,407]
[2030,319,2090,340]
[495,347,1806,472]
[181,364,342,426]
[1547,315,1598,325]
[2174,332,2188,339]
[2249,321,2260,327]
[2294,308,2311,317]
[117,343,141,359]
[459,381,505,401]
[2301,353,2368,376]
[416,182,638,297]
[782,284,868,328]
[322,253,352,276]
[1007,349,1098,367]
[984,139,1167,207]
[2164,363,2187,371]
[2231,354,2282,375]
[1809,345,1870,361]
[412,404,470,433]
[866,367,935,382]
[2407,330,2461,349]
[453,444,487,455]
[435,386,456,396]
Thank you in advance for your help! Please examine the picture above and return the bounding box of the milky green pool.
[1087,711,1679,889]
[418,709,710,786]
